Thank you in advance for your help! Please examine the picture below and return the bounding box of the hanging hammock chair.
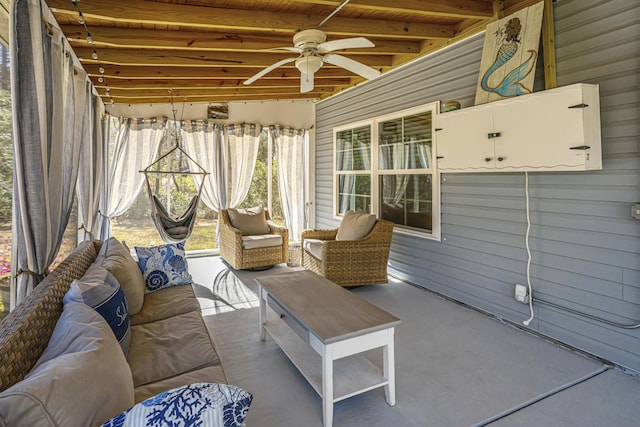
[142,143,208,244]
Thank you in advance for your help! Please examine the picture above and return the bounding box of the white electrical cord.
[523,172,534,326]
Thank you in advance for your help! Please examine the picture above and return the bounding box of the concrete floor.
[188,256,640,427]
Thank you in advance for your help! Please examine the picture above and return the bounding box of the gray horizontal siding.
[315,0,640,372]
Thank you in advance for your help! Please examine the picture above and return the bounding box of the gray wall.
[314,0,640,373]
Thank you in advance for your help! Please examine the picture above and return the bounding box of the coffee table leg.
[259,286,266,341]
[322,345,334,427]
[383,328,396,406]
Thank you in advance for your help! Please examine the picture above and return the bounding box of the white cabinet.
[435,83,602,172]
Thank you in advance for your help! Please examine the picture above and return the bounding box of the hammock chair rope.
[141,140,208,244]
[140,90,208,243]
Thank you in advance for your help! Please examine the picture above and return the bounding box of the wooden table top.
[256,270,400,344]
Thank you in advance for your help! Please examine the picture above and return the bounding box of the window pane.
[337,174,371,214]
[380,174,432,231]
[379,112,432,170]
[336,126,371,171]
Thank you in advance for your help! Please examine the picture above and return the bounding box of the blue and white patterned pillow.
[63,263,131,355]
[101,383,253,427]
[134,242,192,293]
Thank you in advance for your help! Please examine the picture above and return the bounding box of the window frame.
[333,102,441,240]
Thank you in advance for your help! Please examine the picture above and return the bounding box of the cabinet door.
[492,85,589,171]
[435,104,495,171]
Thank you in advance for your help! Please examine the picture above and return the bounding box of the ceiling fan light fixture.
[295,55,323,75]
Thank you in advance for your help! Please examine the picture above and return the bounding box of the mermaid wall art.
[475,2,544,105]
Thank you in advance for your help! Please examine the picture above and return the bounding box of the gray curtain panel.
[77,90,104,242]
[10,0,87,307]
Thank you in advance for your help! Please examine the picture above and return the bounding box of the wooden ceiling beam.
[74,48,392,68]
[47,0,455,40]
[102,93,325,104]
[287,0,494,19]
[62,25,422,55]
[92,78,353,89]
[82,64,356,80]
[101,86,336,98]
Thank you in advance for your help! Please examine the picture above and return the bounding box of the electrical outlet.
[514,284,529,304]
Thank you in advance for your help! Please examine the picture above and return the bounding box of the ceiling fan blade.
[323,54,381,81]
[300,72,315,93]
[318,37,375,53]
[243,57,297,85]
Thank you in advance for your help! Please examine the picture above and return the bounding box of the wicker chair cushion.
[228,206,270,235]
[303,238,325,260]
[135,242,192,293]
[241,234,283,249]
[63,263,132,355]
[96,237,145,315]
[336,210,377,240]
[0,302,134,427]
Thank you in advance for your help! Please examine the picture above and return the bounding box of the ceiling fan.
[243,26,381,93]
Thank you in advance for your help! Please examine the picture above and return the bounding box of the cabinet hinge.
[570,145,591,150]
[487,132,501,139]
[568,103,589,109]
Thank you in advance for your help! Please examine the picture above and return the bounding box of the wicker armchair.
[301,219,394,287]
[219,208,289,270]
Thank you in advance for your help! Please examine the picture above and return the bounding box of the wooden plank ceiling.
[45,0,537,105]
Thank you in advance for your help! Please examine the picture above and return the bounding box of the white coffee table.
[256,270,400,427]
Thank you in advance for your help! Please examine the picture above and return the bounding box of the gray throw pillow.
[96,237,145,315]
[336,210,377,241]
[228,206,270,235]
[0,302,135,427]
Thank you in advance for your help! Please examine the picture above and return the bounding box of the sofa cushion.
[241,233,283,249]
[0,302,134,427]
[228,206,270,235]
[336,210,377,241]
[102,383,252,427]
[127,310,220,387]
[303,238,325,260]
[63,263,132,355]
[134,242,192,293]
[96,237,145,315]
[133,365,228,403]
[130,283,201,326]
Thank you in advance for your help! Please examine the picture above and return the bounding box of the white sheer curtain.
[411,139,432,213]
[10,0,88,306]
[182,122,260,243]
[337,138,355,213]
[226,124,261,208]
[182,120,225,211]
[379,142,409,207]
[182,122,260,211]
[98,117,165,240]
[272,126,307,241]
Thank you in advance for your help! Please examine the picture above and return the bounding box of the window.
[333,103,440,239]
[335,124,371,214]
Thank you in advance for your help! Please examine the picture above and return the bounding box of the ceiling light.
[295,55,323,75]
